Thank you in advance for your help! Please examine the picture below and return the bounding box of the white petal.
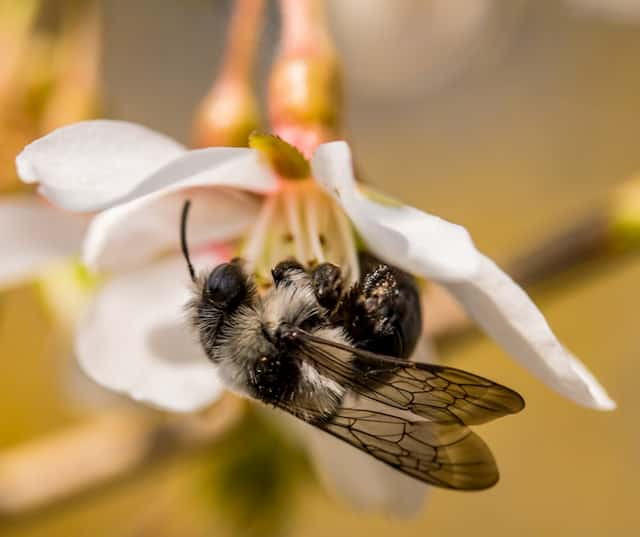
[84,187,260,272]
[308,427,428,516]
[0,196,86,288]
[64,353,132,411]
[446,255,616,410]
[83,147,277,272]
[311,141,479,281]
[16,120,186,211]
[75,254,224,412]
[112,147,277,205]
[311,141,615,410]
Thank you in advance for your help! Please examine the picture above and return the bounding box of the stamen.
[266,197,290,272]
[284,189,306,263]
[244,195,276,273]
[305,192,325,263]
[332,201,360,283]
[261,201,284,268]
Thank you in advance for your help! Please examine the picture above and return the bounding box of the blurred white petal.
[308,342,436,515]
[83,142,278,271]
[0,196,86,288]
[16,120,186,211]
[84,187,260,272]
[35,259,95,328]
[446,255,616,409]
[75,254,224,412]
[308,426,428,516]
[278,403,428,517]
[16,120,279,213]
[64,351,132,411]
[311,141,479,281]
[113,146,278,205]
[312,141,615,410]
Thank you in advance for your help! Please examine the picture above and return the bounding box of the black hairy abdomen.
[339,253,422,359]
[249,351,300,405]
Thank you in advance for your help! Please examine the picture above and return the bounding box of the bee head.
[180,201,257,360]
[204,260,249,309]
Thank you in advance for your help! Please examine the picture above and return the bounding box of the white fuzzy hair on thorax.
[208,277,351,417]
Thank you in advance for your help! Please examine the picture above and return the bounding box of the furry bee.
[181,201,525,490]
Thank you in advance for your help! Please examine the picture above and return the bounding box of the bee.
[181,201,524,490]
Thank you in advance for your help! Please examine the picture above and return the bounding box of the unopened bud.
[192,80,260,148]
[269,53,341,133]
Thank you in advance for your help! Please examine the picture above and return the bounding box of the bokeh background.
[2,0,639,535]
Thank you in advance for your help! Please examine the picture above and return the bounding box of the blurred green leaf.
[199,407,311,537]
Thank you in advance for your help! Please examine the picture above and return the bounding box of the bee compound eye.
[206,263,246,305]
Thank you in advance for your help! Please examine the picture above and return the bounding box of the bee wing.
[278,402,499,490]
[293,330,525,426]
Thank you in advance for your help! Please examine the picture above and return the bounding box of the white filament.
[332,199,360,284]
[244,195,276,274]
[241,181,359,285]
[284,189,306,263]
[305,193,325,264]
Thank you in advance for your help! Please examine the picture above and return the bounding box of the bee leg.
[310,262,344,310]
[343,253,422,359]
[271,259,306,287]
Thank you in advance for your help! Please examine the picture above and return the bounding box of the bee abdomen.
[250,352,300,404]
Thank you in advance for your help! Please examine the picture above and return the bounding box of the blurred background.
[1,0,639,535]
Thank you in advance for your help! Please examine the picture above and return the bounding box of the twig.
[425,201,639,344]
[0,395,244,519]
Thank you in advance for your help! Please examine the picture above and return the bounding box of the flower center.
[241,179,359,287]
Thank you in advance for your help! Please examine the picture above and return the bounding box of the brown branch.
[0,395,244,519]
[507,208,610,288]
[424,203,638,344]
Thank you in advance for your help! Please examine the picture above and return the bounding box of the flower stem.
[270,0,341,155]
[278,0,330,57]
[220,0,266,82]
[192,0,265,147]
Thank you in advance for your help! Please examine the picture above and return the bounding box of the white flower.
[15,119,615,513]
[0,195,87,290]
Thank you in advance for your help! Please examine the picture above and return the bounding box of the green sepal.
[33,258,101,326]
[249,132,310,180]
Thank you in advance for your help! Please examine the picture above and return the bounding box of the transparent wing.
[292,329,525,425]
[278,403,499,490]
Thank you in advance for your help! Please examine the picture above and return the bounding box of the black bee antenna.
[180,200,196,282]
